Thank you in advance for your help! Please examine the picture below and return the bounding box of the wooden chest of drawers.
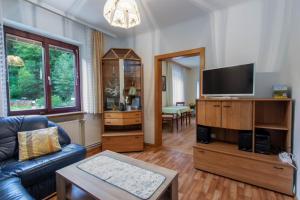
[193,143,294,195]
[104,111,142,126]
[102,111,144,152]
[102,132,144,152]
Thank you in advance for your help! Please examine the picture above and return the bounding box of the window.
[5,26,81,115]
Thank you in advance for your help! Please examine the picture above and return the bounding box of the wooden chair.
[176,102,186,126]
[162,114,178,132]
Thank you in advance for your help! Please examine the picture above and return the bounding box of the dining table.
[162,106,191,128]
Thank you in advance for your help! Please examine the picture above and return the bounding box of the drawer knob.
[213,105,220,107]
[273,166,284,170]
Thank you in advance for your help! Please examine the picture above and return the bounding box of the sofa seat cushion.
[0,177,34,200]
[1,144,86,187]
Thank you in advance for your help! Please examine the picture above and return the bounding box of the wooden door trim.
[154,48,206,146]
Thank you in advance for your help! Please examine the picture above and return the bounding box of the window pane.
[49,46,77,108]
[6,35,45,111]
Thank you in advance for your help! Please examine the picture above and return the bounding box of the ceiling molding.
[24,0,117,38]
[187,0,215,12]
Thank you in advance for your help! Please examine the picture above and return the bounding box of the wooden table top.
[56,150,178,200]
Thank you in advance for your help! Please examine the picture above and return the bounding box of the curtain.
[0,2,7,117]
[172,63,188,105]
[166,62,173,106]
[89,30,103,114]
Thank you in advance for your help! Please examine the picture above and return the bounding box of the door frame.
[154,48,206,146]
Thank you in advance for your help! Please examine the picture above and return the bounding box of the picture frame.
[132,96,141,109]
[106,98,115,110]
[162,76,166,91]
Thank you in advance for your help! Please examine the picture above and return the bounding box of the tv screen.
[203,63,254,96]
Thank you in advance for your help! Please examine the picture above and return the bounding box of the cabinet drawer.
[193,148,293,195]
[104,118,141,125]
[104,112,141,119]
[102,135,144,152]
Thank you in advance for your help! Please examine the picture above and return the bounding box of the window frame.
[4,26,81,116]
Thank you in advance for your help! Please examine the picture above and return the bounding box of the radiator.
[58,119,85,145]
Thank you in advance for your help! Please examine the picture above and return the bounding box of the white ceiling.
[35,0,249,37]
[171,56,200,68]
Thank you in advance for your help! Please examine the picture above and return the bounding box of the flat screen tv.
[202,63,255,96]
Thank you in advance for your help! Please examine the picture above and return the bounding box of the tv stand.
[194,98,294,195]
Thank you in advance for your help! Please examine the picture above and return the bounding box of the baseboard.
[86,142,101,151]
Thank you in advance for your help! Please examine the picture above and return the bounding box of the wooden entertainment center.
[194,98,294,195]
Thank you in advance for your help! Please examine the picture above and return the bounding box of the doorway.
[154,48,205,146]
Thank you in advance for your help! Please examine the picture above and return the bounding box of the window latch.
[48,76,52,86]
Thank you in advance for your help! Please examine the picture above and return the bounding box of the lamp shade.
[7,55,25,67]
[103,0,141,29]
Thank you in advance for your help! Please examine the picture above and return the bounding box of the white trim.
[3,19,83,47]
[23,0,117,38]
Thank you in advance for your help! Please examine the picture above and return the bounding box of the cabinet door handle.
[223,105,232,108]
[273,166,284,170]
[106,121,111,124]
[213,105,220,107]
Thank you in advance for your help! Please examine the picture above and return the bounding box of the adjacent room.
[161,55,200,154]
[0,0,299,200]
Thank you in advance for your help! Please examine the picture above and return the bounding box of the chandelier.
[103,0,141,29]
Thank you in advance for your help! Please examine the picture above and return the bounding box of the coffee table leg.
[56,173,67,200]
[170,174,178,200]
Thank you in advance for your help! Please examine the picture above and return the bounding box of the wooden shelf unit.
[194,98,294,195]
[101,49,144,153]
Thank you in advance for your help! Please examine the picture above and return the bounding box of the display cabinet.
[101,48,144,152]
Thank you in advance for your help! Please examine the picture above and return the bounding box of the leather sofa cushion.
[0,116,24,161]
[1,144,86,187]
[0,177,34,200]
[19,116,48,132]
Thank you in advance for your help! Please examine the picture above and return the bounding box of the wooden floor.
[50,118,294,200]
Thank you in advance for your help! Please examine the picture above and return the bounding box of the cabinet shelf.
[255,123,288,131]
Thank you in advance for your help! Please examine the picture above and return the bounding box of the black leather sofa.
[0,116,86,200]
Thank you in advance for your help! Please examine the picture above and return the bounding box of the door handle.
[223,105,232,108]
[273,166,284,170]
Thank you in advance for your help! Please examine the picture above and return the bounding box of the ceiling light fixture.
[103,0,141,29]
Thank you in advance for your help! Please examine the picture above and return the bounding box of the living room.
[0,0,299,199]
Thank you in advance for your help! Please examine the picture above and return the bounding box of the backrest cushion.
[0,116,23,161]
[19,116,48,132]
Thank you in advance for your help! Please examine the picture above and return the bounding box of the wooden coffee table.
[56,150,178,200]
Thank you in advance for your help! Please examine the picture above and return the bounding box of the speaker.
[255,131,271,154]
[197,126,211,144]
[238,132,252,152]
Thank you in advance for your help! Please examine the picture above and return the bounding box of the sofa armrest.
[48,121,71,146]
